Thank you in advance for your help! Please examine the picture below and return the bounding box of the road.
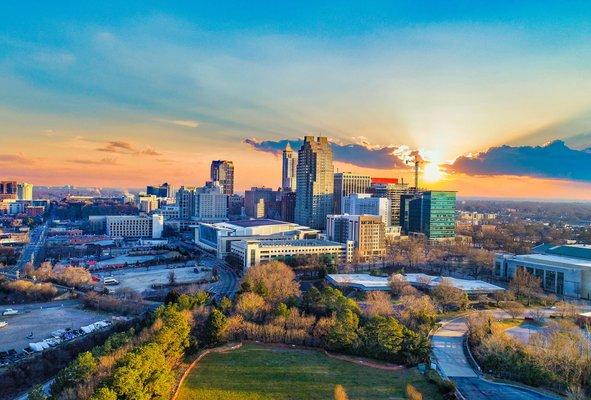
[431,316,560,400]
[5,222,49,275]
[171,238,239,301]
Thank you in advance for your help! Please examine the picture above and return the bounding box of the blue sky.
[1,1,591,198]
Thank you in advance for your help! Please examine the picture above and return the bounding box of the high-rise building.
[371,181,410,226]
[282,143,297,190]
[228,194,245,217]
[17,182,33,201]
[342,193,391,226]
[404,191,456,239]
[176,186,196,220]
[326,214,386,260]
[333,173,371,213]
[138,194,158,213]
[146,182,172,198]
[295,136,334,229]
[0,181,17,200]
[280,190,296,222]
[210,160,234,195]
[244,187,280,219]
[194,181,228,222]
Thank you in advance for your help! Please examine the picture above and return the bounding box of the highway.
[431,314,560,400]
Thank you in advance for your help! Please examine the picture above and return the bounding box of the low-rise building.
[231,238,353,269]
[195,218,319,259]
[327,273,504,294]
[495,243,591,299]
[89,215,164,239]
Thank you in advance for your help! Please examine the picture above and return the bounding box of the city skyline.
[2,2,591,199]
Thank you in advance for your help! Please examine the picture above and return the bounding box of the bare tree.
[168,271,176,286]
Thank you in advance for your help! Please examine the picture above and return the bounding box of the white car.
[2,309,18,316]
[103,278,119,286]
[0,321,7,328]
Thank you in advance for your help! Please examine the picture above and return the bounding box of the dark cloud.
[97,141,161,156]
[244,138,410,169]
[446,140,591,181]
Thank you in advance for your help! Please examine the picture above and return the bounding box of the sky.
[1,1,591,199]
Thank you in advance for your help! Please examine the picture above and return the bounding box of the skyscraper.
[295,136,334,229]
[146,182,172,198]
[403,191,456,239]
[370,180,410,226]
[282,143,297,190]
[210,160,234,195]
[333,172,371,213]
[17,182,33,201]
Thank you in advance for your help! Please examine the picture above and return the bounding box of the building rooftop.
[255,239,345,247]
[327,273,504,293]
[512,253,591,269]
[228,219,290,228]
[532,243,591,261]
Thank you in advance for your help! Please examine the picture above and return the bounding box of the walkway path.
[432,315,560,400]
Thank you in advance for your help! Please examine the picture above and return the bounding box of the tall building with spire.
[295,136,334,229]
[210,160,234,195]
[282,143,297,190]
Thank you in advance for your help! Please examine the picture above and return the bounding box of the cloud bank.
[244,138,410,169]
[447,140,591,181]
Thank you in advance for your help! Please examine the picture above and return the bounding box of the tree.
[502,301,525,319]
[388,274,409,296]
[359,316,404,361]
[334,385,349,400]
[325,309,360,352]
[91,387,117,400]
[398,294,437,330]
[467,249,494,278]
[235,292,266,321]
[242,261,300,304]
[27,386,47,400]
[406,384,423,400]
[430,279,468,313]
[167,270,176,286]
[204,309,228,346]
[509,268,541,305]
[363,291,393,318]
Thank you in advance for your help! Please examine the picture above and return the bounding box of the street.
[431,315,560,400]
[6,222,49,275]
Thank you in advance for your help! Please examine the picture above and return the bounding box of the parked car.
[103,278,119,286]
[2,308,18,316]
[0,321,7,329]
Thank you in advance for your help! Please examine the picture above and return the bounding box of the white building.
[341,193,391,226]
[92,215,164,239]
[195,218,319,259]
[495,244,591,299]
[231,238,353,269]
[282,143,297,190]
[327,273,504,294]
[194,181,228,222]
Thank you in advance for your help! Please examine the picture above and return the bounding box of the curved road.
[432,316,560,400]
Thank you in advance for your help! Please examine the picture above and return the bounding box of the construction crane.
[407,151,423,192]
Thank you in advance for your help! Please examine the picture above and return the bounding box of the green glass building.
[420,191,456,239]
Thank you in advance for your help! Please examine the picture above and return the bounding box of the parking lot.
[96,264,211,293]
[0,302,110,354]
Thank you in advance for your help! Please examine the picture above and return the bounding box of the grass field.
[177,344,444,400]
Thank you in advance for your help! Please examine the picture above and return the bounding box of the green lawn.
[177,344,444,400]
